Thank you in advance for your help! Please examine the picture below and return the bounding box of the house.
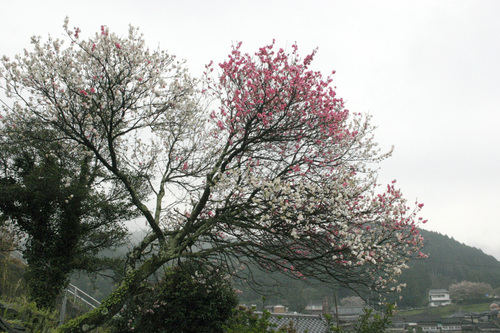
[429,289,452,307]
[389,304,500,332]
[304,297,330,315]
[393,315,444,333]
[272,305,286,313]
[392,314,465,333]
[331,306,368,323]
[264,305,288,314]
[304,301,324,315]
[440,317,464,332]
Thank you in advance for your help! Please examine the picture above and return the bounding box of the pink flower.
[115,43,121,49]
[217,120,225,130]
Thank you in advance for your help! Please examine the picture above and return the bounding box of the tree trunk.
[58,254,168,333]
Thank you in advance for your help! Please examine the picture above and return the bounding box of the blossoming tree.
[0,20,426,331]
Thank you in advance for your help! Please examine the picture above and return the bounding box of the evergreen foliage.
[223,306,298,333]
[327,303,394,333]
[417,229,500,287]
[111,262,238,333]
[0,123,131,309]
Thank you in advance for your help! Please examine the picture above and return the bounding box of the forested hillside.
[395,229,500,307]
[418,229,500,286]
[69,229,500,312]
[233,229,500,310]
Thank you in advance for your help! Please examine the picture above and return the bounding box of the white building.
[429,289,452,307]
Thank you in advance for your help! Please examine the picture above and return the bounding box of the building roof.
[332,306,367,316]
[448,311,481,318]
[393,314,443,324]
[429,289,449,293]
[476,321,500,332]
[265,313,329,333]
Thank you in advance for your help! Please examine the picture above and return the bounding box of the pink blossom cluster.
[200,41,426,292]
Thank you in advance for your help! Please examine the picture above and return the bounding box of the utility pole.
[334,291,340,329]
[59,290,68,325]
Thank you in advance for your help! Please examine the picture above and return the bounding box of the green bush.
[223,306,297,333]
[111,262,238,333]
[1,297,58,332]
[326,303,394,333]
[0,254,26,301]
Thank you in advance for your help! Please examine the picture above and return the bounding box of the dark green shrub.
[111,262,238,333]
[223,306,298,333]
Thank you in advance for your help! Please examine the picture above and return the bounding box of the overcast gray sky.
[2,1,499,259]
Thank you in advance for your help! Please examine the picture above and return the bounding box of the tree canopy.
[0,119,131,308]
[0,20,426,331]
[449,281,493,304]
[111,262,238,333]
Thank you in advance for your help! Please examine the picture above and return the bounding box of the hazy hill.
[395,229,500,307]
[234,229,500,310]
[69,229,500,310]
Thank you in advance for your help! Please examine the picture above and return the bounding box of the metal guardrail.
[65,283,101,309]
[9,250,26,265]
[9,250,101,323]
[59,283,102,324]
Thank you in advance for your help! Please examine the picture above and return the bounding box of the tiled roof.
[333,306,366,316]
[267,313,329,333]
[429,289,449,293]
